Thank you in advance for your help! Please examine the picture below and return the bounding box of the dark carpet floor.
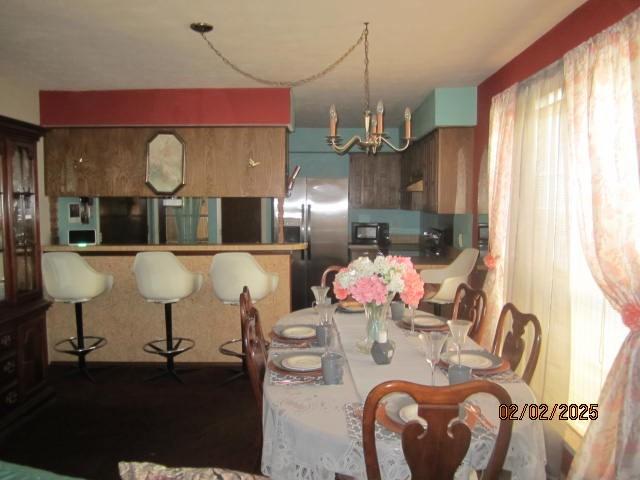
[0,365,261,479]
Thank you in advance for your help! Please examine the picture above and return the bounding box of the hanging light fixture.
[191,21,410,155]
[327,23,412,155]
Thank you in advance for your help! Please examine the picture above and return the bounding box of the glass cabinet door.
[11,144,38,296]
[0,143,5,302]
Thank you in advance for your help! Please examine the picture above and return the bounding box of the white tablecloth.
[262,309,546,480]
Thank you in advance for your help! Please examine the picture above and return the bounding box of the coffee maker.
[420,227,451,256]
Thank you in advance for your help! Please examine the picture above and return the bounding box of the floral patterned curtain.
[476,85,517,349]
[565,9,640,479]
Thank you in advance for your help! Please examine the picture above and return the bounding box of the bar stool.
[209,253,278,384]
[133,252,203,383]
[42,252,113,382]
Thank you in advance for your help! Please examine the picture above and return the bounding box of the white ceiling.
[0,0,587,127]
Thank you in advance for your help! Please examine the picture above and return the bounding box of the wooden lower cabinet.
[0,300,52,430]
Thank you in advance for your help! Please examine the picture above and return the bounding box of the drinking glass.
[408,305,416,335]
[447,320,472,366]
[419,331,448,385]
[310,285,330,305]
[316,302,338,327]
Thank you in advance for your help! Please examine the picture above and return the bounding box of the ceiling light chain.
[192,23,367,87]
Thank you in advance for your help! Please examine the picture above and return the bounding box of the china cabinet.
[0,115,51,432]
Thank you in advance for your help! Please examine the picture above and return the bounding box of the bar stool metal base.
[217,338,246,386]
[143,303,195,383]
[54,303,107,383]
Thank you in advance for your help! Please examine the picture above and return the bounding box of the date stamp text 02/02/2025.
[498,403,599,421]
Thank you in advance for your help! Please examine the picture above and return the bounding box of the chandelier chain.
[196,25,367,88]
[363,22,370,113]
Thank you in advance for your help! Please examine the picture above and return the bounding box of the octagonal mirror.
[146,132,186,195]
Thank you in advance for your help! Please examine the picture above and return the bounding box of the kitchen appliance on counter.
[348,222,391,261]
[351,222,390,246]
[420,227,452,256]
[273,177,349,310]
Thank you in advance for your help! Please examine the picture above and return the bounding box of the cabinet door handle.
[3,360,16,374]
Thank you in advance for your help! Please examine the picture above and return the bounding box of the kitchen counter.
[44,243,306,254]
[43,244,301,364]
[389,244,461,270]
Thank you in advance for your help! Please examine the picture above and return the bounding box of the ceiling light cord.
[194,24,368,88]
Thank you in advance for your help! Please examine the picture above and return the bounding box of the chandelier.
[191,21,410,155]
[327,23,412,155]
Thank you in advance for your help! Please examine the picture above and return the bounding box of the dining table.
[261,307,546,480]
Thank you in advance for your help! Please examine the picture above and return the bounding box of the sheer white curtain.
[485,28,632,474]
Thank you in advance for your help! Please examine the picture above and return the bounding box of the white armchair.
[420,248,479,315]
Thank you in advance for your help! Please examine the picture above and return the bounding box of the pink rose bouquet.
[333,256,424,307]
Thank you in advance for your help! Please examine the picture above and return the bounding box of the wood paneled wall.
[44,127,287,198]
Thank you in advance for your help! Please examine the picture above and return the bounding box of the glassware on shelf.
[11,148,23,193]
[419,331,449,385]
[447,320,473,366]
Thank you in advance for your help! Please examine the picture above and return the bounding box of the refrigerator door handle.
[300,204,306,260]
[306,205,311,260]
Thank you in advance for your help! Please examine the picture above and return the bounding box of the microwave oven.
[351,222,390,246]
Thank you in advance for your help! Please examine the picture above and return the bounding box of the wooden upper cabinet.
[44,127,287,197]
[349,153,402,209]
[399,127,473,214]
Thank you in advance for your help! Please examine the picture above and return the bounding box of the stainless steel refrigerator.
[274,177,349,310]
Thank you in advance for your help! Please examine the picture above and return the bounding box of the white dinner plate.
[402,312,445,328]
[441,350,501,370]
[278,325,316,339]
[280,354,323,372]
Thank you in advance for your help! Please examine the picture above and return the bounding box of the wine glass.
[419,331,448,385]
[310,285,330,306]
[447,320,472,367]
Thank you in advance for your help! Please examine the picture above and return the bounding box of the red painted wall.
[473,0,640,237]
[39,88,292,127]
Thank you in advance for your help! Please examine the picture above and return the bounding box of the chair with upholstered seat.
[420,248,479,316]
[42,252,113,381]
[451,283,487,342]
[363,380,513,480]
[491,303,541,385]
[133,252,203,383]
[210,253,278,384]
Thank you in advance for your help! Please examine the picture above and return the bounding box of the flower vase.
[356,295,394,354]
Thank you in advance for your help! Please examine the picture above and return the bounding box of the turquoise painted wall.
[57,197,100,244]
[435,88,477,127]
[408,87,477,140]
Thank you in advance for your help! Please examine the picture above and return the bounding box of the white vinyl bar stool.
[133,252,203,383]
[420,248,480,316]
[210,252,278,384]
[42,252,113,381]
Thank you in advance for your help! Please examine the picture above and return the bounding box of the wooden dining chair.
[491,303,542,385]
[363,380,513,480]
[320,265,344,299]
[451,283,487,341]
[242,305,268,467]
